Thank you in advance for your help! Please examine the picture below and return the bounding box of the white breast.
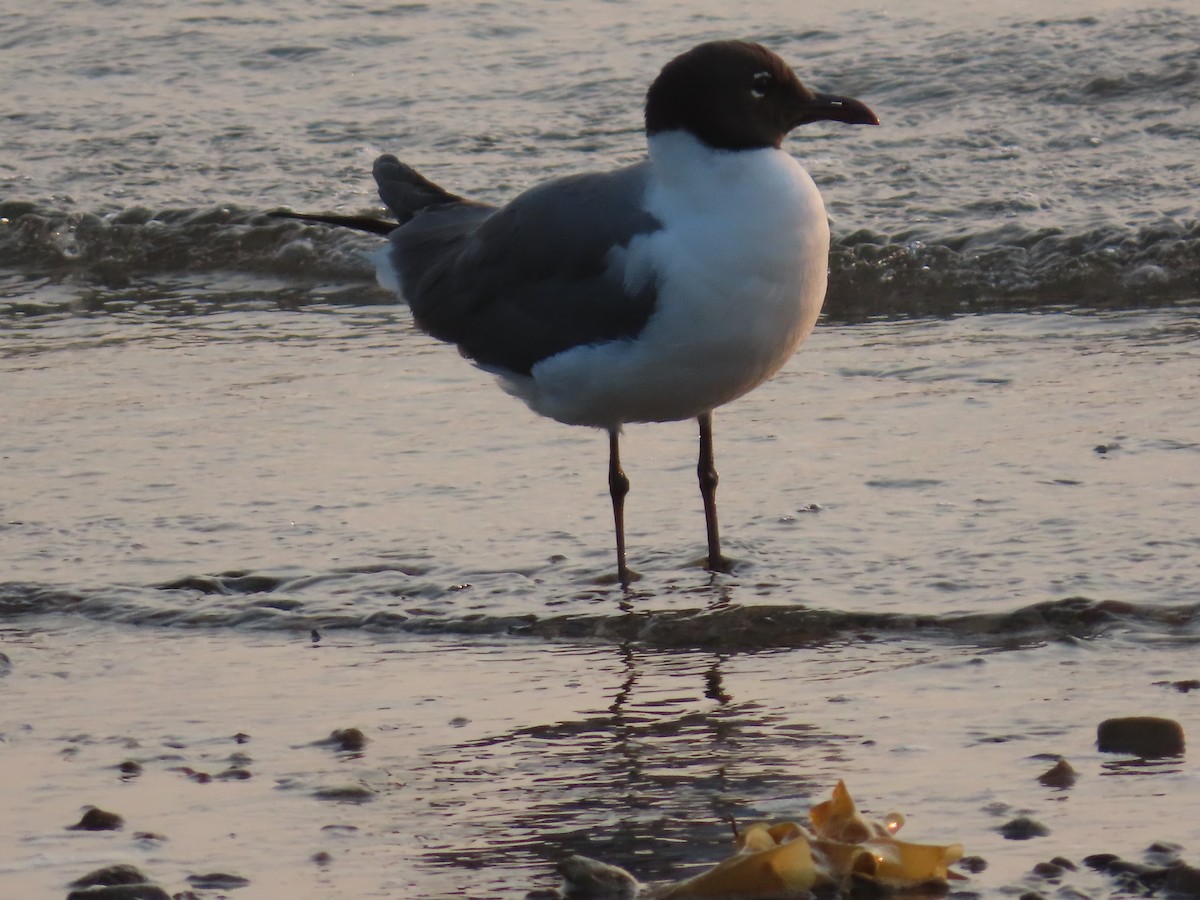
[510,131,830,429]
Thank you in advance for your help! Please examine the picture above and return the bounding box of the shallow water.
[4,307,1198,620]
[3,623,1198,898]
[3,305,1199,897]
[3,0,1200,313]
[2,0,1200,897]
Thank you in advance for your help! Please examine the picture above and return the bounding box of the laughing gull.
[276,40,878,586]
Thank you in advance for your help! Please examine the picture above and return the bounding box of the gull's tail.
[271,154,476,235]
[373,154,476,224]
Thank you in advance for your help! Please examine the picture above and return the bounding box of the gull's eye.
[751,70,772,99]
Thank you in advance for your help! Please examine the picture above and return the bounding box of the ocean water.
[1,1,1198,898]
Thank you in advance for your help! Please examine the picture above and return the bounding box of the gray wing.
[383,161,661,375]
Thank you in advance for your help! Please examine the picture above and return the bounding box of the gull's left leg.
[697,411,728,572]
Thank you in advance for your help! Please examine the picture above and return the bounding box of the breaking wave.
[2,200,1197,320]
[2,573,1198,650]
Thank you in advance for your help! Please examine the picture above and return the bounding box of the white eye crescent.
[751,70,771,99]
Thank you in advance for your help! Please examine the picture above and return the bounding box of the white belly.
[506,134,830,429]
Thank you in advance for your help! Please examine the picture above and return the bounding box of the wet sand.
[3,308,1198,897]
[2,620,1196,898]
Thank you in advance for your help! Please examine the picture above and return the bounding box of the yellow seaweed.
[657,822,818,899]
[558,782,963,899]
[810,779,879,843]
[811,781,962,889]
[863,836,964,887]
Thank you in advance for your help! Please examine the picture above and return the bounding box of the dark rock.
[1164,863,1200,896]
[185,872,250,889]
[66,866,168,900]
[1037,758,1077,789]
[557,855,639,899]
[69,865,149,888]
[1153,679,1200,693]
[1049,857,1078,871]
[1110,870,1154,895]
[213,768,252,781]
[1097,716,1185,757]
[958,855,988,873]
[1146,842,1183,865]
[66,886,171,900]
[1107,858,1155,877]
[1017,892,1045,900]
[312,784,374,803]
[1031,861,1065,879]
[311,851,332,866]
[116,760,142,777]
[67,808,124,831]
[999,816,1050,840]
[323,727,367,752]
[1083,855,1175,891]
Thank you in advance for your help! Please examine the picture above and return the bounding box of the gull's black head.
[645,40,879,151]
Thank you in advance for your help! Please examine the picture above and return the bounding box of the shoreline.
[2,619,1196,898]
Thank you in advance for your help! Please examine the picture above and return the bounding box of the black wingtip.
[269,209,397,236]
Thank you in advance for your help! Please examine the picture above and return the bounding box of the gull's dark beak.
[795,92,880,127]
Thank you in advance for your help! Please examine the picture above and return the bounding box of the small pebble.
[557,855,640,899]
[1038,758,1077,789]
[312,784,375,803]
[185,873,251,889]
[1154,679,1200,693]
[69,865,150,888]
[67,808,124,831]
[169,767,212,784]
[66,885,171,900]
[1032,861,1065,879]
[1145,841,1182,864]
[66,866,169,899]
[320,727,367,752]
[999,816,1050,840]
